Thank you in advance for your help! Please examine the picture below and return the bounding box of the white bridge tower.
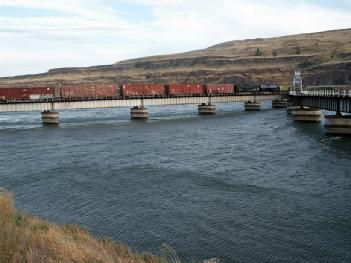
[293,71,303,92]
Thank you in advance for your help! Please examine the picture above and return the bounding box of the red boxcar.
[0,87,55,101]
[61,84,118,98]
[122,84,165,97]
[168,84,204,96]
[206,84,235,95]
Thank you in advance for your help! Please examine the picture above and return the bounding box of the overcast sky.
[0,0,350,77]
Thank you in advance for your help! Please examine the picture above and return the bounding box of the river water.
[0,101,350,263]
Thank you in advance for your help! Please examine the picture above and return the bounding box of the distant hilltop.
[0,28,350,87]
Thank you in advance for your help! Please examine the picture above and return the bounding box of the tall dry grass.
[0,189,219,263]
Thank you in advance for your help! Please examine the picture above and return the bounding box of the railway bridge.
[288,90,351,135]
[2,89,350,136]
[0,92,284,124]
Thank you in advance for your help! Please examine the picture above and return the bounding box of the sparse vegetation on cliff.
[0,189,218,263]
[295,46,301,55]
[255,48,262,56]
[298,57,324,69]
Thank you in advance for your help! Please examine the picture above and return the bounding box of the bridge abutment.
[41,111,59,125]
[291,108,322,122]
[198,103,216,115]
[130,106,149,119]
[324,115,351,136]
[244,101,260,111]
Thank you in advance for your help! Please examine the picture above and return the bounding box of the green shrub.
[298,57,323,69]
[255,48,262,56]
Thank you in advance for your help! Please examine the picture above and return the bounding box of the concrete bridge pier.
[272,99,287,108]
[324,99,351,135]
[324,114,351,135]
[287,103,302,115]
[291,107,322,122]
[41,110,59,125]
[198,103,216,115]
[244,101,260,111]
[130,106,149,119]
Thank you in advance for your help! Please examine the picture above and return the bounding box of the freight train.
[0,83,278,102]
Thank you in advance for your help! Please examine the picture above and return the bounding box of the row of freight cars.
[0,83,280,102]
[0,84,237,101]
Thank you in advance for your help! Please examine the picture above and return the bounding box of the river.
[0,101,350,262]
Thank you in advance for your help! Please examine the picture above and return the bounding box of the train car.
[122,84,165,98]
[235,83,259,92]
[206,84,235,95]
[168,84,204,96]
[259,84,280,92]
[0,87,55,101]
[61,84,119,99]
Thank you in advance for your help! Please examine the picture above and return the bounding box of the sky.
[0,0,350,77]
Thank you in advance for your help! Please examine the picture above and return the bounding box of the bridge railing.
[289,90,351,97]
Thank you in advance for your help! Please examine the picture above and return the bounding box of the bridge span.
[0,93,284,124]
[288,90,351,135]
[3,89,350,136]
[0,94,282,112]
[289,90,351,113]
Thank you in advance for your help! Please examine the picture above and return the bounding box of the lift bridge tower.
[293,71,303,92]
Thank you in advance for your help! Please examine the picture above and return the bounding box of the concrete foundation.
[287,103,302,115]
[272,99,287,108]
[41,110,59,125]
[244,101,260,111]
[291,108,322,122]
[324,115,351,136]
[130,106,148,119]
[198,103,216,115]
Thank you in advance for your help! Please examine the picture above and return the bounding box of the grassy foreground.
[0,189,217,263]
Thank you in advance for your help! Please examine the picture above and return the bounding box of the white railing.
[289,90,351,97]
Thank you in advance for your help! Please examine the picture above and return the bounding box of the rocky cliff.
[1,28,350,87]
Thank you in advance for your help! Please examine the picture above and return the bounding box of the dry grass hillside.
[0,28,350,87]
[0,189,217,263]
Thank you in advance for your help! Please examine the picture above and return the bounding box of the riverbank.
[0,189,216,263]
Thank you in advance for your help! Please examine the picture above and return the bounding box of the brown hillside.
[0,28,350,87]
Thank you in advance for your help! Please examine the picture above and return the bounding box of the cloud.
[0,16,144,37]
[0,0,146,38]
[0,0,116,19]
[148,0,351,40]
[0,0,350,76]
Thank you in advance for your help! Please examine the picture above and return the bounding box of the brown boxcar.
[168,84,204,96]
[122,84,165,97]
[61,84,118,98]
[0,87,55,101]
[206,84,235,95]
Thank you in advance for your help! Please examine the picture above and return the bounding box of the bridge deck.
[289,91,351,113]
[0,94,282,112]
